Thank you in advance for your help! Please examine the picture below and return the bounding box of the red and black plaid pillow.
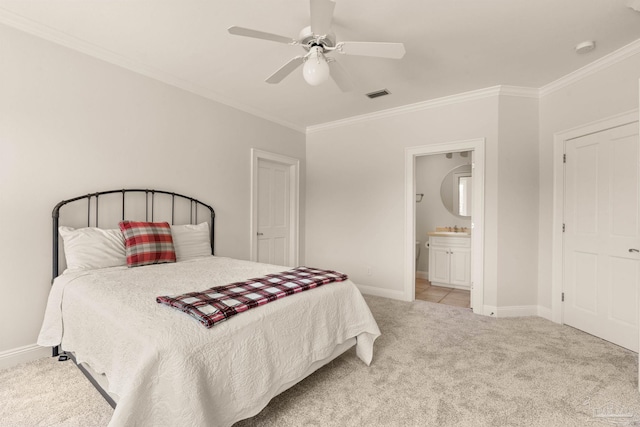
[118,221,176,267]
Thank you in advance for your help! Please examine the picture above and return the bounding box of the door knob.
[629,248,639,253]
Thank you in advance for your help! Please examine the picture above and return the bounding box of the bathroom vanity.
[428,233,471,289]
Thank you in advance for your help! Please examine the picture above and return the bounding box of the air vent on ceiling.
[366,89,391,99]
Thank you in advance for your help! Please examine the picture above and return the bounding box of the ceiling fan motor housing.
[299,25,336,51]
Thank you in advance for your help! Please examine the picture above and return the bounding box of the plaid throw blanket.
[156,266,348,328]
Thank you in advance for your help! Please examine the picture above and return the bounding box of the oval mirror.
[440,164,472,218]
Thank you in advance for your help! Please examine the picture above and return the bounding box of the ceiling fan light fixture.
[303,46,330,86]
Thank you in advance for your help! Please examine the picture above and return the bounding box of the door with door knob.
[563,121,640,351]
[256,159,291,266]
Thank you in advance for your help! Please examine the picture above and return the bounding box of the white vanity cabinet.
[428,235,471,289]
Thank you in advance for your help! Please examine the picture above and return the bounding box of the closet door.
[563,121,640,352]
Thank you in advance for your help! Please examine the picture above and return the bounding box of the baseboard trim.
[536,306,554,321]
[481,305,543,318]
[416,270,428,280]
[356,284,406,301]
[0,344,50,370]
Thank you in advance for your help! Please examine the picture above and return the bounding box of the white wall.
[537,53,640,310]
[415,153,472,274]
[0,24,305,356]
[305,97,502,304]
[497,95,539,307]
[306,93,542,310]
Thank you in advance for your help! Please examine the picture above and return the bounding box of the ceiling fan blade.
[328,60,353,92]
[228,26,297,45]
[310,0,336,36]
[265,56,305,84]
[337,41,406,59]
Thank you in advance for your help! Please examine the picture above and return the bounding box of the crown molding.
[539,38,640,97]
[307,37,640,133]
[307,34,640,134]
[307,85,541,134]
[498,85,540,98]
[0,9,306,134]
[307,86,500,134]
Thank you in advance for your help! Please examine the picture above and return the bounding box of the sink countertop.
[428,231,471,237]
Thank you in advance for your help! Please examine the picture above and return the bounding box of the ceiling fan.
[227,0,406,91]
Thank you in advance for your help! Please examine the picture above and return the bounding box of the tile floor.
[415,278,471,308]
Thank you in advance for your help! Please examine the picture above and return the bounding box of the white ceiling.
[2,0,640,131]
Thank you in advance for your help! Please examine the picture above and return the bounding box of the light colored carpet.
[2,296,640,426]
[0,351,113,426]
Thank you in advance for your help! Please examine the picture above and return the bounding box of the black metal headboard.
[52,189,215,280]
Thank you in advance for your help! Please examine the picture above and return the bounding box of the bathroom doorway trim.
[404,138,485,314]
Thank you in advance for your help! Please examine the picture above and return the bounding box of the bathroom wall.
[415,153,472,276]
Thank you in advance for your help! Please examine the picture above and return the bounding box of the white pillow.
[170,222,212,261]
[59,226,126,273]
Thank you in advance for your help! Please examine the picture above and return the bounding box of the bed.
[37,189,381,427]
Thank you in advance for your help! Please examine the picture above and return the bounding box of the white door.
[256,159,291,266]
[563,121,640,351]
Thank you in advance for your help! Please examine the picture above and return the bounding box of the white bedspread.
[37,257,380,427]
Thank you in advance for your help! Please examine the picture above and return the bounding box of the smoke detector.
[575,40,596,54]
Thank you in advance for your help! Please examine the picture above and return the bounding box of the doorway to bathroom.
[415,152,472,308]
[404,139,485,315]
